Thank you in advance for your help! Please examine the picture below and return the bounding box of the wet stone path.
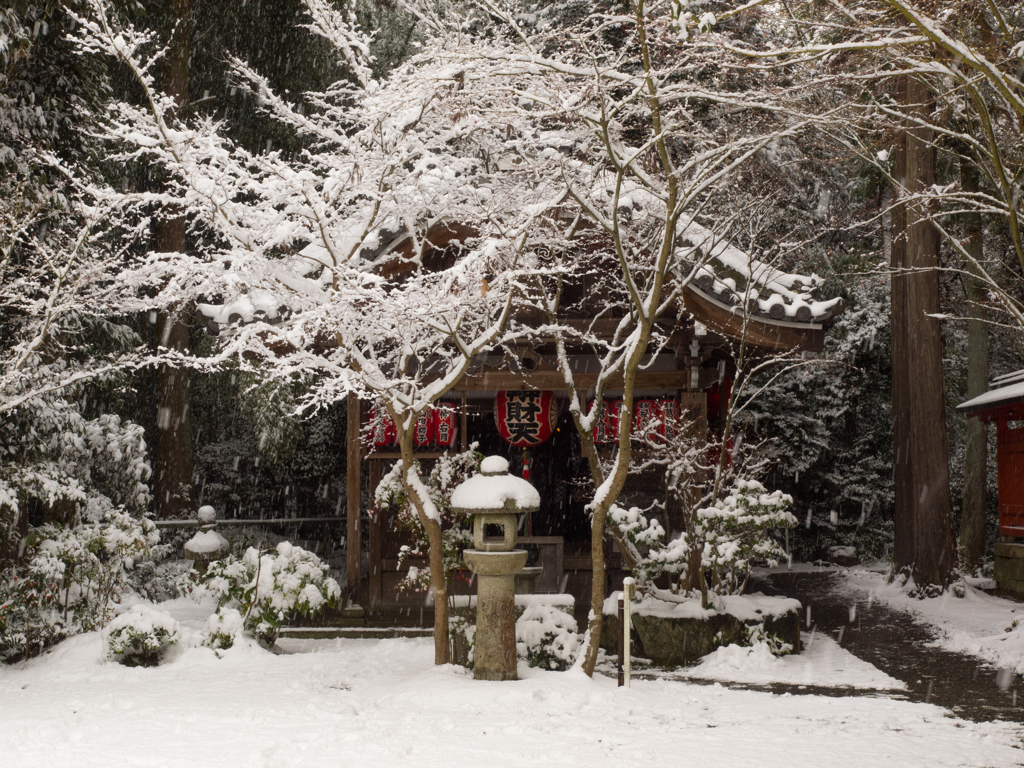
[619,571,1024,724]
[756,571,1024,723]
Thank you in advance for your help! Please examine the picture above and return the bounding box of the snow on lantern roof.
[959,369,1024,414]
[451,456,540,514]
[481,455,509,474]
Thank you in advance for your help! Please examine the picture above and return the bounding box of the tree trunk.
[154,306,193,519]
[959,161,989,573]
[891,74,958,589]
[581,359,646,676]
[890,76,913,575]
[425,516,450,665]
[153,0,194,521]
[397,421,450,665]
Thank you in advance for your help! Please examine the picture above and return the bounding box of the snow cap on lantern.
[451,455,540,551]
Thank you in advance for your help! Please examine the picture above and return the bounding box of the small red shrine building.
[959,370,1024,593]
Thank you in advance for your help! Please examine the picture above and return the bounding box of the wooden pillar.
[460,391,468,452]
[368,459,382,608]
[347,396,361,606]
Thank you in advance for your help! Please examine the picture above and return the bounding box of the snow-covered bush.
[611,473,794,600]
[376,447,481,594]
[610,504,690,584]
[449,614,475,666]
[204,542,341,647]
[0,547,67,662]
[746,622,793,657]
[455,604,580,671]
[698,479,796,594]
[104,605,181,667]
[127,535,198,604]
[0,507,156,662]
[516,604,580,671]
[199,607,246,653]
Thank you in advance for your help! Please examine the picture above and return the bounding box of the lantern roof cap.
[451,456,540,514]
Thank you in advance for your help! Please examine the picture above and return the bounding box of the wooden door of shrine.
[997,419,1024,536]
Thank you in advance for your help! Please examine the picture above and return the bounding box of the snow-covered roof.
[682,221,843,325]
[196,216,841,342]
[959,370,1024,414]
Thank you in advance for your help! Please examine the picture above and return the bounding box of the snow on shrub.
[610,478,794,600]
[0,506,156,662]
[376,447,480,593]
[746,622,793,657]
[698,479,796,594]
[609,504,690,584]
[0,547,67,663]
[127,536,198,604]
[104,604,181,667]
[516,603,580,670]
[204,542,341,647]
[199,607,246,653]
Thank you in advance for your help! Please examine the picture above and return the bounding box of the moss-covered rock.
[603,593,802,668]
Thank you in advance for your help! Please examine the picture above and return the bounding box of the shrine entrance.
[362,387,712,619]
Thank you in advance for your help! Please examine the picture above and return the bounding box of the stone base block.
[995,543,1024,597]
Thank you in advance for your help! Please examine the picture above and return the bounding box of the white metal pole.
[623,577,635,687]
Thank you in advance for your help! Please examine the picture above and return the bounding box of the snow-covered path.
[0,627,1020,768]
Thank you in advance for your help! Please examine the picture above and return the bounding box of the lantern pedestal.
[463,549,528,681]
[451,455,540,682]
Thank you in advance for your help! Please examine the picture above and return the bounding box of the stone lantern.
[183,505,230,574]
[452,455,540,681]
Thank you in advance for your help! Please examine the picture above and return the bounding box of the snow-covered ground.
[674,631,905,690]
[0,597,1020,768]
[840,569,1024,676]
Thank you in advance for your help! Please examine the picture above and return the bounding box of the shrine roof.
[958,370,1024,415]
[196,216,843,354]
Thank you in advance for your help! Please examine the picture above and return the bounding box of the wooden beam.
[457,369,688,392]
[346,395,361,607]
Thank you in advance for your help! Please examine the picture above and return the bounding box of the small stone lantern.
[452,455,540,681]
[183,505,230,574]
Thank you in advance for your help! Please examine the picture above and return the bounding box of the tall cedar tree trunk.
[890,77,913,573]
[891,75,958,589]
[153,0,194,520]
[959,162,989,572]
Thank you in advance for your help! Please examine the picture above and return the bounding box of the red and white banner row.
[366,403,459,449]
[590,398,681,444]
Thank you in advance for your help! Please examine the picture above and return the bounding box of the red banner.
[367,406,396,448]
[659,398,680,442]
[434,402,458,447]
[590,399,621,444]
[412,410,434,447]
[632,399,661,442]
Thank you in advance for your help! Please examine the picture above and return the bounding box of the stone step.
[279,627,432,640]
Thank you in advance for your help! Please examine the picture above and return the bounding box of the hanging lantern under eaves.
[494,390,558,447]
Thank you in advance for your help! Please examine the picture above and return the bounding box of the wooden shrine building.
[333,223,845,621]
[959,370,1024,595]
